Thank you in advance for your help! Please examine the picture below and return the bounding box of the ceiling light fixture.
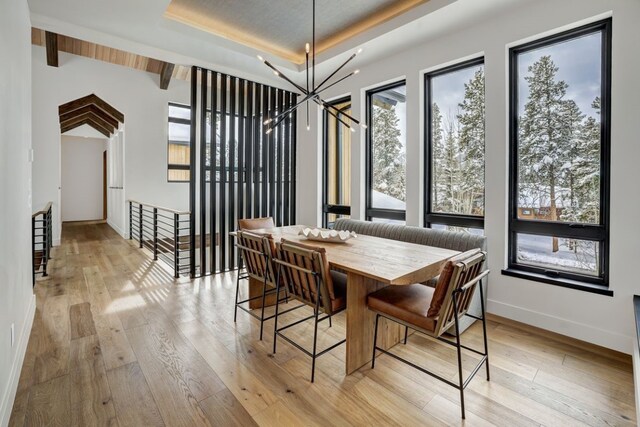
[257,0,365,133]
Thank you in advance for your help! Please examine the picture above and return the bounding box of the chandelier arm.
[314,52,356,92]
[263,59,308,94]
[320,98,361,125]
[318,99,353,130]
[312,0,315,90]
[316,72,356,95]
[267,93,314,125]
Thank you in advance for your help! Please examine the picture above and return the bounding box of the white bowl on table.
[298,227,357,243]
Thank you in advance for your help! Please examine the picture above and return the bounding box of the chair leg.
[328,315,332,328]
[453,297,466,420]
[233,270,241,323]
[259,275,269,341]
[404,326,409,344]
[371,314,380,369]
[311,306,320,383]
[273,266,282,354]
[479,280,490,381]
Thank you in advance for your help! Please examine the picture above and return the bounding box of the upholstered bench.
[333,218,487,332]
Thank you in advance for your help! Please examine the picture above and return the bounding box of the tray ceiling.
[165,0,429,63]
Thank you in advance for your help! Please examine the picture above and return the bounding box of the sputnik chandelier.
[258,0,366,134]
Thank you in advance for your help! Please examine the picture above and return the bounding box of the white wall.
[32,49,191,243]
[61,135,106,222]
[0,0,36,424]
[297,0,640,353]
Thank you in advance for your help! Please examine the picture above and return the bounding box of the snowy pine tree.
[372,100,406,202]
[457,68,485,215]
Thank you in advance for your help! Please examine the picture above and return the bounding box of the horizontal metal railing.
[128,200,190,278]
[32,202,53,286]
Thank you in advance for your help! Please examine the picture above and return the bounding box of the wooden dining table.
[237,225,459,375]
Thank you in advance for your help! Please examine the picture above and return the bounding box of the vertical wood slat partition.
[189,66,298,276]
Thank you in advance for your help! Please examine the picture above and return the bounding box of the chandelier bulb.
[257,55,264,62]
[356,48,363,54]
[350,127,356,133]
[306,125,311,131]
[266,128,273,135]
[360,123,368,129]
[273,70,279,76]
[354,69,360,75]
[263,118,271,125]
[305,43,310,53]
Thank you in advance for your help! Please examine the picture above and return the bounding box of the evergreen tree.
[519,55,569,251]
[372,101,406,202]
[431,102,445,210]
[457,68,485,215]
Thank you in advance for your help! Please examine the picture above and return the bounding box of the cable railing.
[32,202,53,286]
[128,200,190,278]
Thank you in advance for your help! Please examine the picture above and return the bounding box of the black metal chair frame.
[234,240,305,340]
[370,269,490,419]
[272,257,346,383]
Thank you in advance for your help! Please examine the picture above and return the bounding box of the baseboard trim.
[107,219,125,238]
[0,293,36,427]
[487,298,632,354]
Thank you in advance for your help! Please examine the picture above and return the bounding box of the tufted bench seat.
[333,218,487,332]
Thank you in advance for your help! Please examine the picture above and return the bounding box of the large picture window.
[506,19,611,293]
[366,81,407,223]
[322,97,352,228]
[425,58,485,233]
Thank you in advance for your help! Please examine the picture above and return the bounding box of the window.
[167,103,191,182]
[322,97,352,228]
[425,58,485,233]
[505,19,611,294]
[366,81,407,223]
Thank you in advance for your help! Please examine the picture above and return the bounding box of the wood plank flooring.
[9,223,637,426]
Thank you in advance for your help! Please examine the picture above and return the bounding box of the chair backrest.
[238,217,275,231]
[273,239,338,315]
[433,250,489,337]
[236,231,275,283]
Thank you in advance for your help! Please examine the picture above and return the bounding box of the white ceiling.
[27,0,531,87]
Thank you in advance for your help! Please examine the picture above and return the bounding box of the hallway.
[9,223,637,426]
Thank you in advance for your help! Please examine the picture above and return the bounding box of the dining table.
[236,225,460,375]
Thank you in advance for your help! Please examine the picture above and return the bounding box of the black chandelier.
[258,0,366,134]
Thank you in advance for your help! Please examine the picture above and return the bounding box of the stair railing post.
[129,201,133,239]
[31,216,36,287]
[153,208,158,261]
[174,213,179,279]
[42,212,48,277]
[138,204,143,248]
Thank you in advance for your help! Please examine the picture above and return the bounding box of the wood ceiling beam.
[58,94,125,124]
[45,31,59,67]
[60,112,116,135]
[59,104,119,128]
[159,62,175,90]
[61,118,112,138]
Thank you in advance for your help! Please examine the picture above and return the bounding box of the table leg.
[247,277,283,309]
[346,272,404,374]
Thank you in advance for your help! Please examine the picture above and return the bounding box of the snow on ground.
[517,233,597,275]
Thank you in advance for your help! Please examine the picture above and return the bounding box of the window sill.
[501,268,613,297]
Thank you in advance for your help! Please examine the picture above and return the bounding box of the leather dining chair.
[367,249,490,419]
[271,239,347,382]
[238,217,275,231]
[234,230,294,340]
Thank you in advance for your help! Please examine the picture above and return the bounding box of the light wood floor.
[9,223,637,426]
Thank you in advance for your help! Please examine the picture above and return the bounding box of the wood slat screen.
[189,66,297,276]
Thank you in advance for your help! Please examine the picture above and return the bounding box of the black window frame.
[322,96,352,228]
[167,102,192,183]
[424,57,485,230]
[366,80,407,222]
[504,18,612,296]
